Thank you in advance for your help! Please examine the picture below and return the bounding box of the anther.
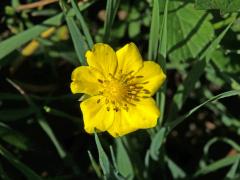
[136,75,144,78]
[98,79,103,83]
[107,107,110,111]
[105,99,109,104]
[97,99,101,103]
[143,89,151,94]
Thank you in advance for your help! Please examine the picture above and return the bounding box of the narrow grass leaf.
[225,157,240,179]
[94,133,112,177]
[0,122,30,150]
[148,0,160,60]
[0,2,93,60]
[0,145,42,180]
[37,115,66,159]
[149,127,166,161]
[65,15,87,65]
[88,150,102,178]
[0,163,11,180]
[115,138,134,180]
[166,156,186,179]
[70,0,94,48]
[0,108,34,122]
[165,90,240,133]
[157,0,168,124]
[194,155,240,177]
[103,0,120,42]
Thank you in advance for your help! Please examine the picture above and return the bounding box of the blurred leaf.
[94,133,113,178]
[128,8,141,38]
[0,163,11,180]
[166,2,214,62]
[88,150,102,178]
[0,145,42,180]
[166,156,186,179]
[70,0,94,49]
[0,122,30,150]
[165,90,240,133]
[195,0,240,13]
[225,157,240,179]
[0,2,93,61]
[115,138,134,180]
[103,0,120,42]
[65,15,87,65]
[0,108,34,122]
[148,0,160,60]
[194,155,240,177]
[37,115,66,159]
[149,127,166,161]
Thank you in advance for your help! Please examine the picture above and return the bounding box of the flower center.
[97,71,150,112]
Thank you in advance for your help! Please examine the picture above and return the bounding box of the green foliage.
[195,0,240,13]
[0,0,240,179]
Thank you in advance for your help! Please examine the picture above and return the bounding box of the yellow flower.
[70,42,166,137]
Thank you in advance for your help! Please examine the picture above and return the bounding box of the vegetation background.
[0,0,240,179]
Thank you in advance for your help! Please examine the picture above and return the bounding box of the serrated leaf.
[195,0,240,13]
[166,2,214,62]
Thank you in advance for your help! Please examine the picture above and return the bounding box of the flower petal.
[71,66,104,95]
[135,61,166,96]
[107,110,137,137]
[116,42,143,75]
[86,43,117,77]
[107,98,160,137]
[80,96,114,133]
[128,98,160,129]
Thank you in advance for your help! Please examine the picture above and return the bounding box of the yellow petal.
[86,43,117,77]
[107,110,137,137]
[80,96,114,133]
[128,98,160,129]
[71,66,103,95]
[116,42,143,75]
[107,98,159,137]
[135,61,166,96]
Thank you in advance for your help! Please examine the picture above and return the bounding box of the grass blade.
[65,15,88,65]
[0,145,42,180]
[165,90,240,133]
[103,0,120,42]
[0,1,93,61]
[194,155,240,177]
[70,0,94,49]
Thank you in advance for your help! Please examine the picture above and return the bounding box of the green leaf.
[0,163,11,180]
[0,108,34,122]
[88,150,102,178]
[94,133,113,178]
[225,157,240,179]
[149,127,166,161]
[65,15,87,65]
[166,2,214,62]
[115,138,134,180]
[148,0,160,60]
[166,156,186,179]
[165,90,240,133]
[103,0,120,42]
[70,0,94,49]
[0,2,93,61]
[194,155,240,177]
[167,23,232,122]
[37,115,67,159]
[0,145,42,180]
[0,122,30,150]
[195,0,240,13]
